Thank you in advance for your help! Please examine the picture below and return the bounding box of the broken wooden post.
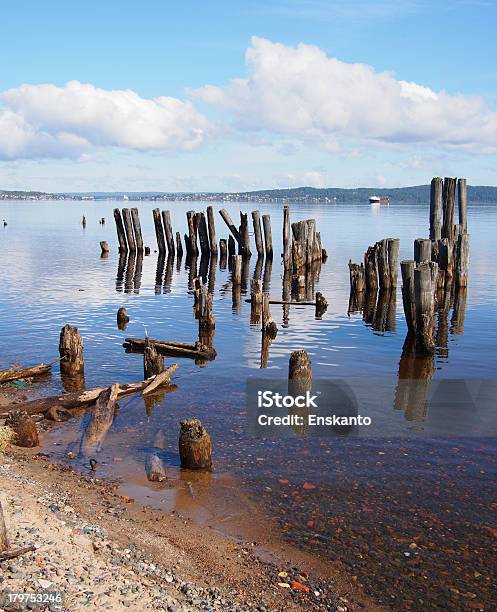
[442,177,457,241]
[131,208,144,251]
[186,211,198,257]
[153,208,166,253]
[5,409,39,447]
[59,324,84,378]
[414,262,436,354]
[250,279,263,324]
[82,215,86,228]
[197,211,211,257]
[232,254,242,286]
[179,418,212,470]
[238,212,251,257]
[262,294,278,338]
[376,239,390,290]
[288,350,312,394]
[100,241,109,257]
[430,177,443,241]
[348,260,366,293]
[388,238,400,288]
[401,260,416,334]
[414,238,431,264]
[455,232,469,287]
[283,206,291,270]
[82,385,119,456]
[122,208,136,251]
[315,292,328,318]
[0,502,7,554]
[113,208,128,252]
[175,232,183,258]
[458,178,468,233]
[198,285,215,331]
[262,214,273,259]
[219,238,227,266]
[145,453,166,482]
[117,307,129,330]
[228,235,236,259]
[144,338,164,379]
[364,244,378,292]
[219,208,242,252]
[161,210,175,255]
[251,211,264,257]
[206,206,217,257]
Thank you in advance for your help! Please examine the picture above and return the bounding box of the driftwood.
[0,545,36,562]
[124,338,216,360]
[81,384,119,455]
[0,370,179,419]
[5,410,39,447]
[0,362,53,384]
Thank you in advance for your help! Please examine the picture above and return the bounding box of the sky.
[0,0,496,192]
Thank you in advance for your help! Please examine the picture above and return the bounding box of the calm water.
[1,199,496,609]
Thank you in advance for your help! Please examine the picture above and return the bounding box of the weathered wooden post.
[219,238,227,262]
[414,262,436,354]
[458,178,468,233]
[82,215,86,228]
[442,177,457,241]
[152,208,166,253]
[100,241,109,257]
[288,350,312,394]
[117,307,129,330]
[179,418,212,470]
[113,208,128,252]
[388,238,400,287]
[228,235,236,258]
[175,232,183,258]
[364,244,378,293]
[206,206,217,256]
[219,208,242,252]
[238,212,251,257]
[59,324,84,378]
[262,294,278,337]
[197,212,211,257]
[429,177,443,241]
[414,238,432,263]
[250,279,263,324]
[283,206,291,270]
[144,338,164,379]
[122,208,136,251]
[198,285,215,331]
[130,208,144,251]
[157,210,173,255]
[455,233,469,287]
[251,211,264,258]
[401,260,416,333]
[186,211,198,257]
[262,214,273,259]
[232,255,242,286]
[0,501,7,554]
[101,217,105,225]
[348,261,366,293]
[315,292,328,318]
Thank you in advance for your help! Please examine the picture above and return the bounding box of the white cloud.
[194,37,497,152]
[0,81,210,160]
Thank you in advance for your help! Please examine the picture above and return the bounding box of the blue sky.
[1,0,496,191]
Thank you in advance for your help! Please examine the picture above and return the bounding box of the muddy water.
[1,199,496,609]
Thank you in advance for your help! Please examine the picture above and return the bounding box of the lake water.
[0,199,496,609]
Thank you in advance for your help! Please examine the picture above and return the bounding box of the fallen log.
[142,366,178,395]
[124,338,216,360]
[0,362,53,384]
[0,370,179,418]
[81,384,119,455]
[0,545,37,562]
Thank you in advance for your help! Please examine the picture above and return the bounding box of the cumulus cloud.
[0,81,210,160]
[194,37,497,152]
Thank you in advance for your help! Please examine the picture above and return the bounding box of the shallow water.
[1,199,496,608]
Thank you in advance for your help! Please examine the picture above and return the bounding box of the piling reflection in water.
[116,251,127,292]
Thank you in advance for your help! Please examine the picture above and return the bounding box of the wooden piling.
[82,215,86,228]
[197,212,210,257]
[458,178,468,233]
[442,177,457,241]
[239,212,252,257]
[144,338,164,379]
[100,241,109,257]
[387,238,400,288]
[315,292,328,318]
[219,238,227,260]
[283,205,291,269]
[288,350,312,394]
[175,232,183,258]
[152,208,166,253]
[59,324,84,378]
[206,206,217,256]
[186,211,198,257]
[250,279,263,324]
[198,285,215,330]
[376,239,390,290]
[400,260,416,333]
[262,294,278,338]
[117,307,129,330]
[262,215,273,259]
[455,232,469,287]
[122,208,136,251]
[219,208,242,249]
[130,208,144,250]
[232,255,242,286]
[228,235,236,258]
[414,238,432,264]
[113,208,128,252]
[179,418,212,470]
[414,262,435,354]
[364,245,378,292]
[251,211,264,257]
[429,177,443,241]
[348,261,366,293]
[161,210,175,255]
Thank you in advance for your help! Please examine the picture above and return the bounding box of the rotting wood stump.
[5,409,39,447]
[117,307,129,330]
[59,324,84,378]
[144,339,164,379]
[179,418,212,470]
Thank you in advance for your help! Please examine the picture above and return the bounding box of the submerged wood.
[59,324,84,378]
[124,337,216,360]
[0,362,52,384]
[179,418,212,470]
[262,294,278,338]
[288,350,312,393]
[144,339,164,379]
[198,285,215,331]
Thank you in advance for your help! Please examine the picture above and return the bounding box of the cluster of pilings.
[401,177,469,354]
[113,208,145,252]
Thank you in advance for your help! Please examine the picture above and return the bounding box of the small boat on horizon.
[369,195,390,205]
